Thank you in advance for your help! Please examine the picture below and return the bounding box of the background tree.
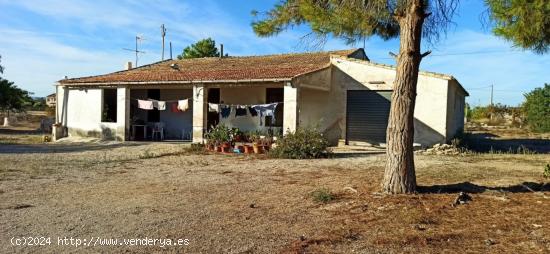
[0,78,32,117]
[177,38,220,59]
[252,0,549,194]
[522,84,550,132]
[484,0,549,54]
[0,55,4,74]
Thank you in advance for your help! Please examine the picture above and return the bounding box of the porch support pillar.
[116,86,130,141]
[283,82,299,134]
[192,84,207,143]
[53,85,69,141]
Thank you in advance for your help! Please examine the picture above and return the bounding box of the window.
[265,88,283,127]
[102,89,117,122]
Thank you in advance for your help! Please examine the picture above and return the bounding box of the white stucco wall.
[63,88,118,139]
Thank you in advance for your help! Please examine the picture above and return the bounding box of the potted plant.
[249,132,264,154]
[205,125,232,153]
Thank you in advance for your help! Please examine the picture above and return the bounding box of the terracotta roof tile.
[60,49,359,85]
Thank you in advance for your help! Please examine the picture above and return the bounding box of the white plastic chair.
[151,122,165,141]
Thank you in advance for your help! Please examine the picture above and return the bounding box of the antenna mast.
[123,35,145,67]
[161,24,167,60]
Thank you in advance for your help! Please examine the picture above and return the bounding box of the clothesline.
[130,97,187,103]
[130,97,286,107]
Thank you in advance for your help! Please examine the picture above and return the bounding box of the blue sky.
[0,0,548,106]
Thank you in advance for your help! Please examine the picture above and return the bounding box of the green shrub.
[204,124,231,145]
[311,188,334,203]
[470,106,490,120]
[269,127,330,159]
[523,84,550,132]
[544,164,550,179]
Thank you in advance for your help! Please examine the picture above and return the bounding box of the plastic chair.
[151,122,165,141]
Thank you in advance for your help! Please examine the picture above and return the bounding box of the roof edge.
[331,55,469,96]
[58,78,292,87]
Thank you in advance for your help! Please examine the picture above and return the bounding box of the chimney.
[125,61,133,70]
[220,44,224,58]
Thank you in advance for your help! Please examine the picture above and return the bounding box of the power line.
[377,49,523,59]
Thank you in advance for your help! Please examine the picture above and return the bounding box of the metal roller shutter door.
[346,90,392,144]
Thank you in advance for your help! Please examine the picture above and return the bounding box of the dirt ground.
[1,137,549,253]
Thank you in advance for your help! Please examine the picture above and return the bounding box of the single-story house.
[46,93,56,107]
[55,48,468,147]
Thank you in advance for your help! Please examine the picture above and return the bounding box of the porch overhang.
[56,78,292,88]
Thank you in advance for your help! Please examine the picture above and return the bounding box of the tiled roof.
[60,49,360,85]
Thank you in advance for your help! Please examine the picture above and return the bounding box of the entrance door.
[346,90,392,144]
[207,88,220,130]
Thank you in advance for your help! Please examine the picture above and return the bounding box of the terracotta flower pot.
[253,143,263,154]
[221,142,232,153]
[246,146,252,154]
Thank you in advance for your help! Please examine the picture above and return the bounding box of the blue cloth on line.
[252,103,278,125]
[220,105,232,118]
[235,106,247,117]
[248,107,258,117]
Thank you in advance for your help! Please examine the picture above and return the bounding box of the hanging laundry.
[170,103,181,113]
[220,105,232,118]
[156,101,166,110]
[235,105,247,117]
[208,103,220,113]
[177,99,189,112]
[137,99,154,110]
[252,103,278,125]
[248,106,258,117]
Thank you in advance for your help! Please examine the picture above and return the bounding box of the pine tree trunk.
[382,1,427,194]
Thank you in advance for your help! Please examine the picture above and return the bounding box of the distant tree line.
[0,54,44,117]
[467,84,550,132]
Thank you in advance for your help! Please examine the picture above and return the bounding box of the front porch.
[118,82,299,143]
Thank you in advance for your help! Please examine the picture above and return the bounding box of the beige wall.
[218,86,283,133]
[446,79,466,140]
[297,57,463,147]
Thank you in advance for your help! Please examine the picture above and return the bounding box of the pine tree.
[485,0,549,54]
[177,38,220,59]
[252,0,549,194]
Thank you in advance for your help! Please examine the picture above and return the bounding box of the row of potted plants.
[204,125,280,154]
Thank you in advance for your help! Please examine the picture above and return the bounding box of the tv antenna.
[160,24,167,60]
[123,34,146,67]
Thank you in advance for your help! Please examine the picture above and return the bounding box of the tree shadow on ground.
[330,150,386,158]
[0,142,146,154]
[0,128,43,135]
[464,132,550,153]
[418,181,550,194]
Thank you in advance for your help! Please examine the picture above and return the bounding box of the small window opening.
[102,89,117,122]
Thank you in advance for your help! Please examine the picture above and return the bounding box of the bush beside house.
[269,127,330,159]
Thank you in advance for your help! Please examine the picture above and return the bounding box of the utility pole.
[490,84,494,106]
[161,24,166,60]
[490,84,494,120]
[123,35,145,67]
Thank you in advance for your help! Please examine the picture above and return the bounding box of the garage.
[346,90,392,145]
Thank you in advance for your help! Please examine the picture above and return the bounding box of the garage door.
[346,90,392,144]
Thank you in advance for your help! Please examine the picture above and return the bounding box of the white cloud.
[2,1,546,105]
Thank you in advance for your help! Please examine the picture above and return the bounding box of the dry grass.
[0,140,548,253]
